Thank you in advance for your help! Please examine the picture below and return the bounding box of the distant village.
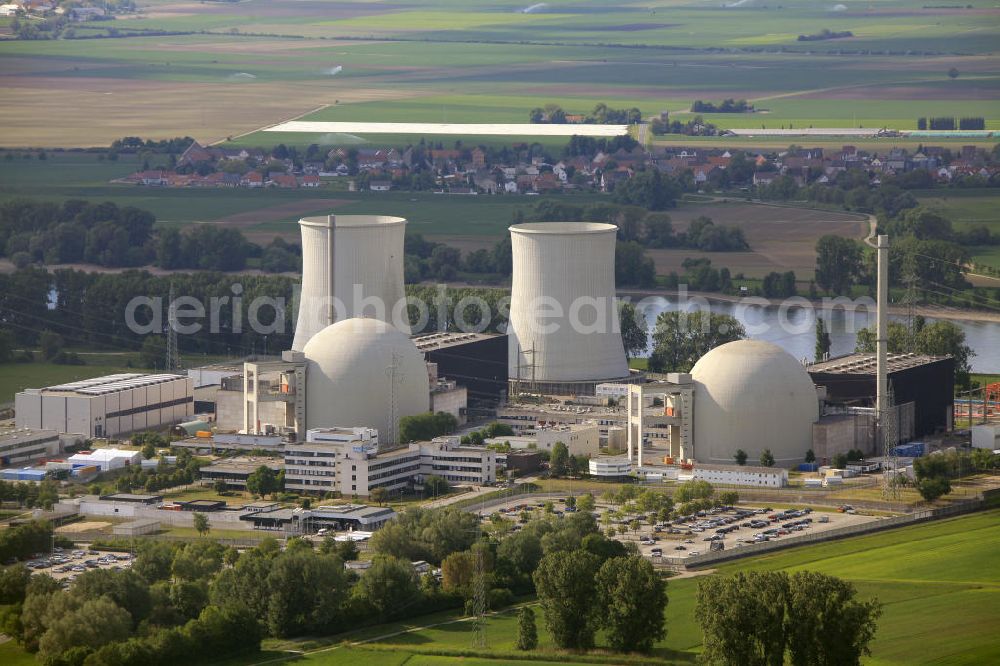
[116,139,1000,195]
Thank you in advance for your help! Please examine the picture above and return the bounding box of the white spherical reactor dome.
[692,340,818,466]
[303,318,429,444]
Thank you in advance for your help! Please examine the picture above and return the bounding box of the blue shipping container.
[798,463,819,472]
[891,442,925,458]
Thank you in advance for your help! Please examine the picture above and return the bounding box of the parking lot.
[23,546,133,584]
[483,498,883,559]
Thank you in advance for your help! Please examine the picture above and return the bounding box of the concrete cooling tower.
[508,222,628,391]
[691,340,819,467]
[292,215,408,351]
[303,318,429,445]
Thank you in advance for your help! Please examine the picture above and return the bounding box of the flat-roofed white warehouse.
[265,121,629,137]
[293,214,408,351]
[508,222,628,383]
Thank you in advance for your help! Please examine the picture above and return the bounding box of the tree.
[193,512,210,537]
[139,335,166,370]
[422,475,450,499]
[352,555,420,622]
[805,449,816,464]
[516,606,538,650]
[815,316,831,362]
[612,168,679,210]
[398,411,459,443]
[533,549,602,649]
[855,319,973,389]
[576,493,596,513]
[815,236,862,295]
[39,329,65,360]
[0,564,31,604]
[213,479,229,495]
[719,491,739,506]
[649,311,746,373]
[696,571,790,666]
[0,329,14,363]
[549,442,569,478]
[917,475,951,502]
[785,571,882,666]
[759,449,775,467]
[618,301,648,360]
[37,597,133,665]
[141,442,156,460]
[246,465,278,498]
[264,551,349,637]
[734,449,748,466]
[370,487,388,506]
[595,556,667,653]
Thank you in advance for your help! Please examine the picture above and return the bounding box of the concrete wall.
[67,499,254,529]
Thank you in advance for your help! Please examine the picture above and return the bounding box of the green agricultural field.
[0,0,996,148]
[915,189,1000,233]
[913,189,1000,270]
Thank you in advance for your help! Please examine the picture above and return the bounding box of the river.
[636,297,1000,373]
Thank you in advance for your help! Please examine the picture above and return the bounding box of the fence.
[670,497,988,569]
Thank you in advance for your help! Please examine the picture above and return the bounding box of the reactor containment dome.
[691,340,819,467]
[292,214,408,351]
[303,318,429,445]
[507,222,629,389]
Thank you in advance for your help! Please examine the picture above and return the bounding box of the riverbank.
[618,288,1000,324]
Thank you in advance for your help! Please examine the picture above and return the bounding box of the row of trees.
[398,411,459,444]
[696,570,881,666]
[690,98,753,113]
[0,480,61,510]
[912,448,997,501]
[0,199,304,274]
[1,200,155,269]
[855,316,974,389]
[0,520,54,563]
[528,103,642,125]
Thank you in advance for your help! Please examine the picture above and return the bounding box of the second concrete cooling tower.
[508,222,629,391]
[292,215,408,351]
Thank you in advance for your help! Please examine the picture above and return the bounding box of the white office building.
[589,456,632,478]
[16,374,193,438]
[285,427,379,494]
[285,432,496,497]
[691,463,788,488]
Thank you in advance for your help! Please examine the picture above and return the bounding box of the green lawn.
[0,362,134,403]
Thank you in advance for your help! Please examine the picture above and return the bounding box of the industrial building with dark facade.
[807,353,955,439]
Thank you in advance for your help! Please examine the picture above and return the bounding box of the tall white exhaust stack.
[292,215,409,351]
[876,234,889,426]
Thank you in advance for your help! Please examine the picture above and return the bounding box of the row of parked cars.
[26,547,132,574]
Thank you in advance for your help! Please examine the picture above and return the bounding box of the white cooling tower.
[508,222,628,384]
[292,215,408,351]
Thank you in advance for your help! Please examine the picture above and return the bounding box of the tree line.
[690,99,753,113]
[529,103,642,125]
